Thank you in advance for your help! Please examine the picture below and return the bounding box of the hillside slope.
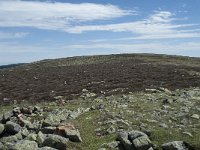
[0,53,200,104]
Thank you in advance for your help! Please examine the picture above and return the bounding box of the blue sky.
[0,0,200,65]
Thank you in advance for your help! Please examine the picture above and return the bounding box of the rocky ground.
[0,87,200,150]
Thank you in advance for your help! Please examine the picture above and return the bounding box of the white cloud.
[0,31,29,39]
[0,1,132,30]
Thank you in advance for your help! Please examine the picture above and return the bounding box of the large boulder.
[5,121,21,134]
[42,134,68,149]
[56,124,82,142]
[0,124,5,135]
[129,130,153,150]
[117,131,133,150]
[162,141,191,150]
[118,130,154,150]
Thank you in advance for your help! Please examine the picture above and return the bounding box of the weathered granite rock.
[42,134,68,149]
[25,133,37,141]
[11,140,38,150]
[129,130,153,150]
[56,124,82,142]
[0,134,19,144]
[20,127,30,138]
[36,131,46,146]
[117,131,133,150]
[162,141,191,150]
[5,121,21,134]
[3,111,13,122]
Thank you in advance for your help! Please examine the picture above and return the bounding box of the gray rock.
[0,142,4,150]
[3,111,13,122]
[55,124,82,142]
[5,121,21,134]
[0,114,3,123]
[128,130,153,150]
[42,134,68,150]
[128,130,148,140]
[40,127,56,134]
[0,124,5,135]
[0,134,19,144]
[101,141,120,149]
[132,136,153,150]
[34,106,42,112]
[11,140,38,150]
[117,131,133,150]
[162,141,190,150]
[159,123,168,128]
[191,114,199,119]
[20,127,30,138]
[37,147,57,150]
[25,133,37,141]
[37,131,46,146]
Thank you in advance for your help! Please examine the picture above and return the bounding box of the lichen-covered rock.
[36,131,46,146]
[129,130,153,150]
[132,136,153,150]
[25,133,37,141]
[5,121,21,134]
[117,131,133,150]
[162,141,191,150]
[3,111,13,122]
[11,140,38,150]
[0,134,19,144]
[20,127,30,138]
[42,134,68,149]
[0,124,5,135]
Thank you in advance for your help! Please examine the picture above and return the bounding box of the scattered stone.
[191,114,199,119]
[106,125,116,134]
[5,121,21,134]
[182,132,193,138]
[101,141,120,149]
[42,134,68,149]
[162,99,173,104]
[162,141,191,150]
[159,123,168,128]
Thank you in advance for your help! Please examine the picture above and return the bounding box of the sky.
[0,0,200,65]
